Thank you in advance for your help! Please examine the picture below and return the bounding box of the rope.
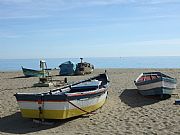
[67,99,96,115]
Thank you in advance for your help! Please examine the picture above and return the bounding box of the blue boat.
[134,72,177,98]
[59,61,76,75]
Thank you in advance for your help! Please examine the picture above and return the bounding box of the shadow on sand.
[119,89,167,108]
[11,76,34,79]
[0,112,80,134]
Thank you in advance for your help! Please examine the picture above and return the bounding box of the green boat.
[22,60,49,77]
[22,67,49,77]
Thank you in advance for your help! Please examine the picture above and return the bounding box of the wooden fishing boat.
[14,73,109,119]
[134,72,177,97]
[75,58,94,75]
[22,67,49,77]
[22,60,50,77]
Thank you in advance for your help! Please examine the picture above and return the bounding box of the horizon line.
[0,56,180,60]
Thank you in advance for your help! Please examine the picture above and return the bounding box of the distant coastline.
[0,56,180,71]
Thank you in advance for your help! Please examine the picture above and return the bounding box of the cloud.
[0,32,23,38]
[124,39,180,46]
[0,0,31,4]
[0,15,51,20]
[1,0,179,4]
[143,0,180,5]
[0,0,179,20]
[1,0,179,8]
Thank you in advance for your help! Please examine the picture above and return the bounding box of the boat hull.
[75,62,94,75]
[22,67,49,77]
[135,73,176,96]
[75,67,93,75]
[16,91,107,119]
[138,87,174,96]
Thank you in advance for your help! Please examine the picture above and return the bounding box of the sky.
[0,0,180,59]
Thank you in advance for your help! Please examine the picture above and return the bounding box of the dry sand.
[0,69,179,135]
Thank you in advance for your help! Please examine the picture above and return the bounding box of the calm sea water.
[0,57,180,71]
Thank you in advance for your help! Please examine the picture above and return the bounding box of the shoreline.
[1,67,180,72]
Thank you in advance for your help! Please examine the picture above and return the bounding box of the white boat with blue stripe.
[134,72,177,98]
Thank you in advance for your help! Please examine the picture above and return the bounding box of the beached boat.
[75,58,94,75]
[22,67,49,77]
[59,61,76,76]
[134,72,177,97]
[22,60,49,77]
[14,73,109,119]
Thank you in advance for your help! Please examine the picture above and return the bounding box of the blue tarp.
[59,61,76,75]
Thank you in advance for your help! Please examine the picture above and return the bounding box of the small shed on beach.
[59,61,76,75]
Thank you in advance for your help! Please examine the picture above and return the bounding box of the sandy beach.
[0,68,179,135]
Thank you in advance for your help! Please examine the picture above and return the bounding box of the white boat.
[134,72,177,98]
[14,73,109,119]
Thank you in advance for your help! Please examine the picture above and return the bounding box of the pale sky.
[0,0,180,59]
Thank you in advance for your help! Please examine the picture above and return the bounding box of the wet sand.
[0,69,179,135]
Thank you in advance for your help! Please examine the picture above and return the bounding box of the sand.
[0,69,179,135]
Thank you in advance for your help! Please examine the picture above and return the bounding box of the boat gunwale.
[14,73,109,102]
[15,88,107,102]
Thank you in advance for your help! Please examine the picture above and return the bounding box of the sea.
[0,56,180,71]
